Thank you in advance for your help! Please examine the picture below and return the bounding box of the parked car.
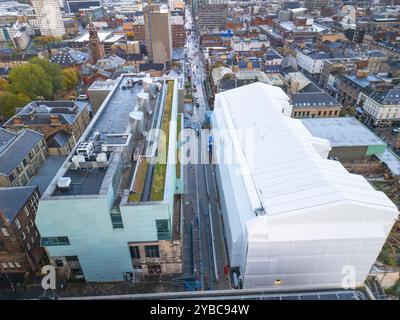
[77,94,88,100]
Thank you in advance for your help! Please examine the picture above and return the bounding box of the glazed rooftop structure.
[36,74,184,281]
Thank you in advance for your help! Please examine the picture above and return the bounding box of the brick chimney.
[50,115,61,125]
[356,69,369,78]
[13,116,24,126]
[0,210,9,227]
[356,59,368,71]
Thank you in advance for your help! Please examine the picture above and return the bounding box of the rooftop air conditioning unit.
[101,144,108,153]
[96,153,108,163]
[57,177,71,189]
[71,154,85,168]
[76,141,94,158]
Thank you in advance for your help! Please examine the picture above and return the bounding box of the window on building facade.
[25,207,30,217]
[55,259,64,267]
[129,246,140,259]
[15,218,21,230]
[9,172,16,182]
[40,236,70,246]
[145,245,160,258]
[156,220,170,241]
[1,227,9,237]
[110,211,124,229]
[22,232,26,241]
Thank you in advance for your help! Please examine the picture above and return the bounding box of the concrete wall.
[35,78,182,282]
[328,145,385,161]
[36,189,174,281]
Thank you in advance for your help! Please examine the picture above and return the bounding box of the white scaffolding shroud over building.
[211,82,398,290]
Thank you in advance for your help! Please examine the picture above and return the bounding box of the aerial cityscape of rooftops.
[0,0,399,303]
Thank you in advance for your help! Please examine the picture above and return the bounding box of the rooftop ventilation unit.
[137,91,150,113]
[57,177,71,189]
[90,131,101,141]
[142,77,153,93]
[129,111,145,139]
[96,152,108,163]
[101,144,108,153]
[71,154,85,169]
[76,141,94,158]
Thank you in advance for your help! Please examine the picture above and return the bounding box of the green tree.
[62,68,80,91]
[33,35,61,49]
[9,63,53,99]
[0,92,30,119]
[0,78,8,91]
[30,57,64,94]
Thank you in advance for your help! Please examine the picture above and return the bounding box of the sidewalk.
[1,278,186,300]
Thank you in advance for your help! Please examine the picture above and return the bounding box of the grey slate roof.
[47,130,72,148]
[369,87,400,105]
[308,52,332,60]
[369,50,386,58]
[298,82,323,93]
[265,48,282,60]
[0,129,44,176]
[0,186,37,226]
[0,128,16,153]
[49,47,89,67]
[292,92,341,108]
[4,101,87,127]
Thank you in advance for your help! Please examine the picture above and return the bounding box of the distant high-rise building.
[303,0,330,11]
[64,1,103,14]
[208,0,227,4]
[192,0,208,16]
[197,4,228,30]
[168,0,184,10]
[144,4,172,64]
[88,22,105,64]
[32,0,66,37]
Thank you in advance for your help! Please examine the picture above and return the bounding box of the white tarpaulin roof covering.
[217,83,397,217]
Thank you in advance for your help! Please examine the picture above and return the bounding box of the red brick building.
[171,15,186,49]
[250,16,274,26]
[0,186,47,277]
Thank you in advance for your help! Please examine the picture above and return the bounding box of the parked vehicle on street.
[77,94,88,100]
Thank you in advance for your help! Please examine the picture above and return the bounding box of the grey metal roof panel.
[292,92,341,108]
[298,82,323,93]
[0,128,16,145]
[47,130,72,148]
[0,186,37,225]
[4,101,87,127]
[50,47,89,67]
[0,129,44,176]
[368,87,400,105]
